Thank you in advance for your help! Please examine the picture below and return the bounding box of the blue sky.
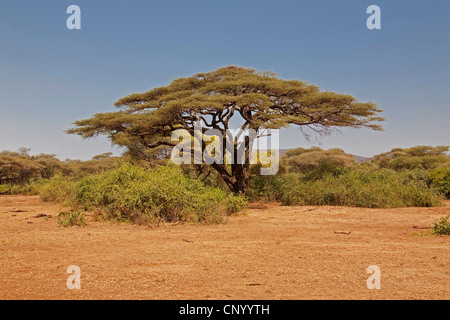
[1,0,449,160]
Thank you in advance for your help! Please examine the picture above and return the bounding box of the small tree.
[34,154,63,179]
[68,66,383,194]
[281,147,355,174]
[0,155,43,185]
[373,146,450,170]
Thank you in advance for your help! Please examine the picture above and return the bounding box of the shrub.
[37,175,77,203]
[429,166,450,198]
[223,193,247,214]
[72,164,245,225]
[248,176,282,202]
[0,185,11,194]
[431,215,450,235]
[275,168,443,208]
[57,210,87,227]
[7,179,48,195]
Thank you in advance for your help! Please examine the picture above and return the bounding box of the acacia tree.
[67,66,384,194]
[281,147,355,174]
[373,146,450,170]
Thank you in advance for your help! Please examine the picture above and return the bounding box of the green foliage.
[249,147,354,202]
[57,210,87,227]
[3,143,446,221]
[36,175,77,203]
[249,168,443,208]
[0,148,121,188]
[30,164,245,226]
[429,166,450,198]
[71,164,245,224]
[431,215,450,236]
[0,185,11,194]
[281,147,355,174]
[224,194,247,214]
[0,153,44,185]
[373,146,449,171]
[248,176,283,202]
[9,183,40,195]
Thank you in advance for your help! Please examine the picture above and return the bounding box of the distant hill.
[353,155,372,163]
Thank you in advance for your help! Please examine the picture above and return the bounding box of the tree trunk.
[209,131,253,195]
[212,163,250,195]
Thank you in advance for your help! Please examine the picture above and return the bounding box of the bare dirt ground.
[0,195,448,300]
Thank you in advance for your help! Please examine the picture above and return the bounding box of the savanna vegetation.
[0,148,246,225]
[1,67,449,227]
[0,148,120,194]
[1,144,449,226]
[248,146,450,208]
[67,66,384,195]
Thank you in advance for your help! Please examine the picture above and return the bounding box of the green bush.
[1,177,75,197]
[72,164,245,224]
[0,185,11,194]
[429,166,450,198]
[272,168,443,208]
[373,146,450,170]
[57,210,87,227]
[36,175,77,203]
[431,215,450,235]
[248,176,282,202]
[0,183,38,195]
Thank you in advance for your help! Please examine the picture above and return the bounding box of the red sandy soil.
[0,195,448,300]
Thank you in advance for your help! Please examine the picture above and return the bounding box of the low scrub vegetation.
[430,215,450,236]
[429,165,450,199]
[0,148,120,186]
[1,145,448,227]
[278,169,442,208]
[249,161,445,208]
[57,210,87,228]
[36,164,246,225]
